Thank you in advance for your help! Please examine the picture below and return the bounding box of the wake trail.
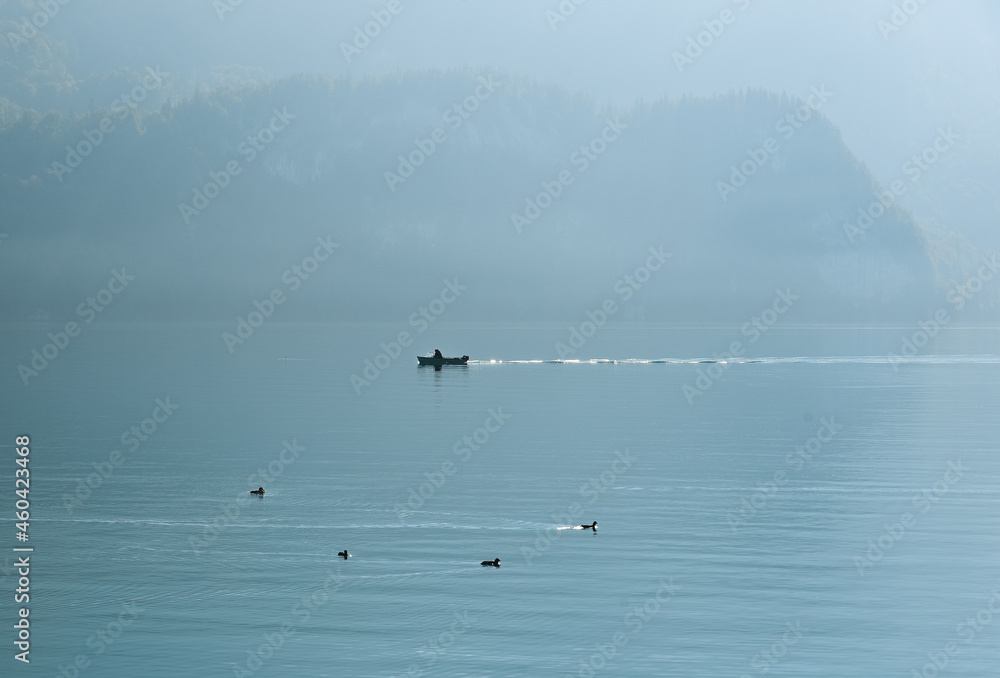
[467,355,1000,366]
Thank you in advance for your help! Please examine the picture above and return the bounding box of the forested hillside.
[1,70,994,323]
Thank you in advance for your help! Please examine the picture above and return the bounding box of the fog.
[2,0,998,323]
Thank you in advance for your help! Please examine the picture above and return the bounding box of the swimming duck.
[250,487,265,495]
[337,550,350,559]
[581,521,597,531]
[480,558,501,567]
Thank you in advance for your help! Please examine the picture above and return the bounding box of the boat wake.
[468,355,1000,366]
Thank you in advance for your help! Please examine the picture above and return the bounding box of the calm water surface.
[2,323,999,677]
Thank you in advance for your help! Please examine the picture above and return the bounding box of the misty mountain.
[1,70,994,324]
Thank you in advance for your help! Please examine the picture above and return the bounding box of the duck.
[250,487,265,495]
[337,550,350,559]
[480,558,501,567]
[580,521,597,531]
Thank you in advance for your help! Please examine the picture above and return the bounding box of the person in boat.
[433,348,443,358]
[580,521,597,531]
[250,486,265,495]
[337,550,350,559]
[481,558,501,567]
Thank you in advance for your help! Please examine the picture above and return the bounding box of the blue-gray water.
[3,323,999,677]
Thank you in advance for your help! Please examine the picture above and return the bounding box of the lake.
[2,322,999,677]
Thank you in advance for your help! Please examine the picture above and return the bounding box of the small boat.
[417,354,469,366]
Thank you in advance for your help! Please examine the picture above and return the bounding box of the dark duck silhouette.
[480,558,501,567]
